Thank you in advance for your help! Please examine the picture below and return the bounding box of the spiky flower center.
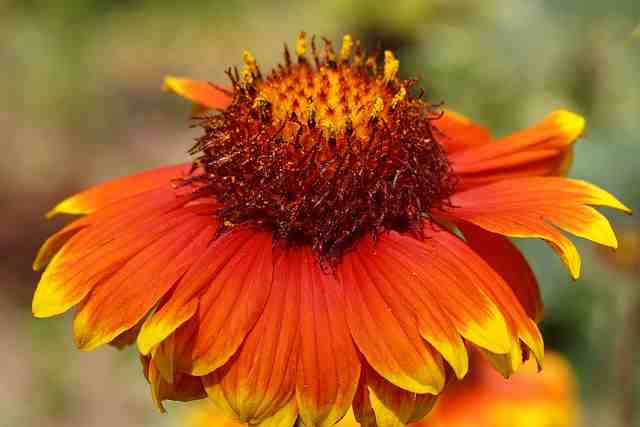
[188,34,457,263]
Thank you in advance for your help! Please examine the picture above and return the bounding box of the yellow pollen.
[340,34,353,62]
[391,86,406,109]
[233,34,416,140]
[252,95,269,109]
[241,67,254,85]
[296,32,306,58]
[384,50,399,84]
[320,119,337,140]
[370,97,384,119]
[243,50,258,75]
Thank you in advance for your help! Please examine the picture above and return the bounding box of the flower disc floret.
[189,33,457,261]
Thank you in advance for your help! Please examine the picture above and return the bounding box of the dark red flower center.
[188,34,457,264]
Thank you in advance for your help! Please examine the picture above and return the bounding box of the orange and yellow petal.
[33,218,91,271]
[32,189,203,318]
[137,228,272,361]
[294,246,361,427]
[47,163,193,218]
[346,226,541,383]
[164,76,233,110]
[457,222,543,322]
[191,246,361,427]
[184,402,364,427]
[432,109,492,154]
[443,176,630,279]
[418,226,542,370]
[185,402,245,427]
[346,233,468,381]
[34,181,185,271]
[183,231,274,376]
[340,237,447,394]
[202,250,301,425]
[35,177,198,273]
[109,320,143,350]
[72,217,218,351]
[253,399,299,427]
[353,365,438,427]
[449,110,585,189]
[142,355,206,413]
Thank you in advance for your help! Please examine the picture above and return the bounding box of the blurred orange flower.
[415,351,579,427]
[33,33,627,426]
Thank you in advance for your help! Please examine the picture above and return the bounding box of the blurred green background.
[1,0,638,426]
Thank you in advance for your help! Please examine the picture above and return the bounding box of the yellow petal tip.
[32,299,60,318]
[45,209,59,219]
[46,198,85,218]
[137,331,157,356]
[162,75,180,92]
[32,277,77,318]
[549,110,585,142]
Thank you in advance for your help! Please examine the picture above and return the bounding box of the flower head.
[33,33,628,427]
[185,33,455,263]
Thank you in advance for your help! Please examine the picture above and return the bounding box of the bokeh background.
[1,1,638,426]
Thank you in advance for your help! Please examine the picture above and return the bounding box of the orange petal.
[72,217,218,351]
[352,379,377,427]
[443,177,630,279]
[163,76,233,110]
[254,399,298,427]
[354,365,437,427]
[32,197,204,318]
[458,222,543,322]
[389,228,541,375]
[33,218,90,270]
[350,234,468,380]
[432,109,491,154]
[142,355,206,413]
[183,401,248,427]
[293,246,361,427]
[35,184,185,271]
[348,227,531,382]
[47,163,193,218]
[186,231,274,376]
[151,318,206,387]
[137,228,271,357]
[194,400,299,427]
[339,237,447,394]
[450,110,585,189]
[58,187,200,264]
[202,249,301,424]
[37,189,200,298]
[467,271,544,374]
[109,320,143,350]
